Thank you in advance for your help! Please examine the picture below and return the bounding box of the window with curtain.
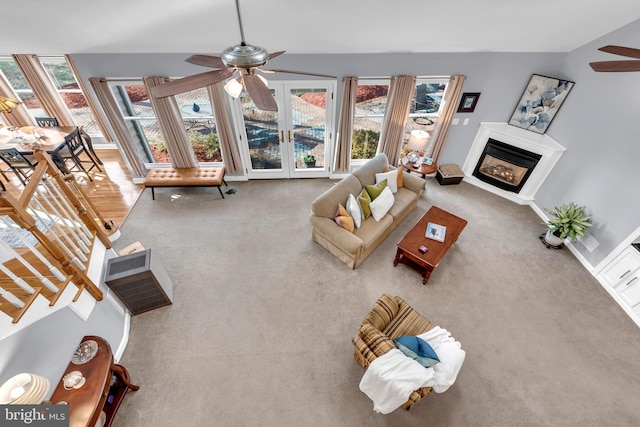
[174,87,222,164]
[109,82,168,164]
[402,77,449,156]
[39,56,103,136]
[0,57,42,117]
[351,79,390,160]
[108,81,224,165]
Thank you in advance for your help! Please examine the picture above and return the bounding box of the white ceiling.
[3,0,640,55]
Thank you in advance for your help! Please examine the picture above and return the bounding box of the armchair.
[353,293,435,410]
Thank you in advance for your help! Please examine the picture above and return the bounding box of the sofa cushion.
[335,203,354,232]
[353,213,393,247]
[365,179,387,200]
[353,153,390,187]
[385,166,403,188]
[346,194,363,228]
[376,169,398,193]
[311,175,363,219]
[370,187,395,221]
[358,189,372,219]
[388,187,419,220]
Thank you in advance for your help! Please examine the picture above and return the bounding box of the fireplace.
[473,138,541,194]
[462,123,566,205]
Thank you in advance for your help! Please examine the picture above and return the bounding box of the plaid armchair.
[353,293,435,410]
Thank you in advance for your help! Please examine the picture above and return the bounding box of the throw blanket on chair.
[359,348,435,414]
[359,326,466,413]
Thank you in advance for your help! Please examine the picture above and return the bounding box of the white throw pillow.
[345,193,363,228]
[369,187,394,221]
[375,169,398,193]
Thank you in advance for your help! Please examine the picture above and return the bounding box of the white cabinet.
[600,246,640,322]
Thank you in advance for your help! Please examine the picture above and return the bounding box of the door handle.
[280,130,284,143]
[288,130,292,143]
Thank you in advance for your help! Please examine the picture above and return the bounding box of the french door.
[232,81,335,179]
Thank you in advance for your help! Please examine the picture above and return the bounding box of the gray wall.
[70,18,640,267]
[0,297,127,399]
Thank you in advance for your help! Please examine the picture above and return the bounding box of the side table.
[401,156,438,178]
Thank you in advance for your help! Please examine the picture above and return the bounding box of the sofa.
[310,153,426,268]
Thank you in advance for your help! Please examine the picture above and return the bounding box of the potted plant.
[541,202,592,248]
[303,154,316,168]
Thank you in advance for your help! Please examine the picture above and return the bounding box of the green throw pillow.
[365,179,387,200]
[358,189,372,219]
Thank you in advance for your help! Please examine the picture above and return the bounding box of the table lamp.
[406,130,429,163]
[0,373,51,404]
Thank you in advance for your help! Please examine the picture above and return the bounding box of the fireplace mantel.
[462,122,566,205]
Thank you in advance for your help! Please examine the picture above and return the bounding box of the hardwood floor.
[2,148,143,227]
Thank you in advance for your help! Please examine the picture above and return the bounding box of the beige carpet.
[111,178,640,427]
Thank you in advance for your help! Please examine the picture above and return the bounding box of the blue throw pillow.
[393,336,440,367]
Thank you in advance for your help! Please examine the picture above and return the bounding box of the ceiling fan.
[151,0,335,111]
[589,45,640,72]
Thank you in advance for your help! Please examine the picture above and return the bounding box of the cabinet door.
[619,277,640,307]
[601,248,640,287]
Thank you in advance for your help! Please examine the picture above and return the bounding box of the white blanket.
[359,349,434,414]
[359,326,466,413]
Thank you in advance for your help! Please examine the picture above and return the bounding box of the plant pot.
[540,229,564,249]
[304,161,316,168]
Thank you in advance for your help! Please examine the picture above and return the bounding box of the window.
[174,87,221,164]
[109,81,223,165]
[110,82,166,164]
[351,79,389,160]
[0,57,42,117]
[40,56,103,135]
[403,78,449,155]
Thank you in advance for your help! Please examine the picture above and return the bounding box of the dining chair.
[53,127,100,181]
[79,128,104,168]
[35,117,60,127]
[0,148,38,186]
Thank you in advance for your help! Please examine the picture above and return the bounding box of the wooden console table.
[49,336,139,427]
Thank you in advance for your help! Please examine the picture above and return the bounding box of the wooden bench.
[143,167,227,200]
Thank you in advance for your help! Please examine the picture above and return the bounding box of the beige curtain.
[207,83,243,174]
[333,76,358,173]
[143,76,198,169]
[0,72,34,127]
[12,54,75,126]
[88,77,148,178]
[427,74,467,164]
[64,54,114,141]
[378,75,416,166]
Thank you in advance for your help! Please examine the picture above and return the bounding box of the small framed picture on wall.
[457,92,481,113]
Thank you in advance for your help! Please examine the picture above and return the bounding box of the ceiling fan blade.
[264,68,336,79]
[268,51,285,60]
[151,69,233,98]
[186,54,226,69]
[598,45,640,60]
[589,60,640,72]
[243,74,278,111]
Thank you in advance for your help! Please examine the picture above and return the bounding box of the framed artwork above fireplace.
[508,74,574,134]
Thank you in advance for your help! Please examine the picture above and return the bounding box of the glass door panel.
[289,88,327,173]
[240,89,286,177]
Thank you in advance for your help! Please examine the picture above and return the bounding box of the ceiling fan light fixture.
[224,78,244,98]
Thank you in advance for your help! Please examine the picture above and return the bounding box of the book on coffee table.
[425,222,446,242]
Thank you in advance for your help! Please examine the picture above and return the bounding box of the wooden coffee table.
[394,206,468,284]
